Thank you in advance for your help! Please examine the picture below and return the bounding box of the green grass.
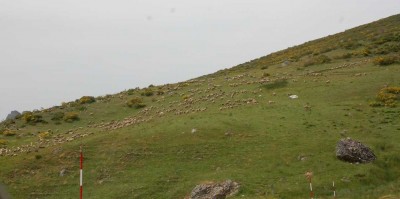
[1,14,400,199]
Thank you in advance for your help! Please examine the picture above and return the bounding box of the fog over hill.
[1,0,400,120]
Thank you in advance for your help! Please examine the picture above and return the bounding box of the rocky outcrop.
[336,138,376,163]
[6,111,21,120]
[188,180,240,199]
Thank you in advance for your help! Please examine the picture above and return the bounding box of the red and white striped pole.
[305,171,314,199]
[80,145,83,199]
[333,181,336,199]
[309,178,314,199]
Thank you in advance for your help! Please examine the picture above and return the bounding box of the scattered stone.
[188,180,240,199]
[191,129,197,134]
[336,138,376,163]
[289,95,298,99]
[297,155,307,161]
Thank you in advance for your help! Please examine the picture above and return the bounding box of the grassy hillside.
[1,14,400,199]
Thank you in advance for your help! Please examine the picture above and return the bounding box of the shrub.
[334,53,352,59]
[0,139,7,146]
[51,112,65,121]
[21,112,45,124]
[341,41,361,50]
[2,129,16,136]
[38,131,51,140]
[63,112,79,122]
[127,89,135,95]
[263,79,288,89]
[262,72,270,77]
[373,56,397,66]
[371,87,400,107]
[303,55,331,67]
[141,89,154,97]
[79,96,95,104]
[126,97,146,109]
[361,48,371,56]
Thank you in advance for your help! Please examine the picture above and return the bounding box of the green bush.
[75,105,87,111]
[303,55,331,67]
[51,112,65,121]
[127,89,135,95]
[263,79,288,89]
[79,96,95,104]
[126,97,146,109]
[141,89,154,97]
[63,112,79,122]
[334,53,352,59]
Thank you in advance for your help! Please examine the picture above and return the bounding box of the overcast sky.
[0,0,399,120]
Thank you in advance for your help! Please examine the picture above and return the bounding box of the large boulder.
[188,180,240,199]
[336,138,376,163]
[6,111,21,120]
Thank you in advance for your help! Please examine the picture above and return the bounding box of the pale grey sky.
[1,0,399,120]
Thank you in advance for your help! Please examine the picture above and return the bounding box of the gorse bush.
[126,97,146,109]
[63,112,79,122]
[21,112,45,124]
[2,129,16,136]
[370,87,400,107]
[0,139,7,146]
[262,72,271,77]
[373,56,397,66]
[38,131,51,140]
[79,96,96,104]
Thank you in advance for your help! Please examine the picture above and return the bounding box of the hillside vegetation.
[1,14,400,199]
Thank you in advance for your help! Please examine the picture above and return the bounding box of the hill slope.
[1,14,400,199]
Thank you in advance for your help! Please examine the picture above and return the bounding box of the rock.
[188,180,240,199]
[6,111,21,120]
[336,138,376,163]
[289,95,298,99]
[59,168,66,177]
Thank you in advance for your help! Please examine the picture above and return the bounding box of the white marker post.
[80,145,83,199]
[333,181,336,199]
